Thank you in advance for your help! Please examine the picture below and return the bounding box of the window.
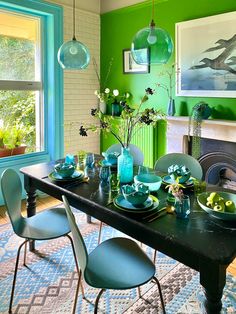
[0,10,43,155]
[0,0,63,162]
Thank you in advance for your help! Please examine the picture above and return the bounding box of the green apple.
[225,200,236,213]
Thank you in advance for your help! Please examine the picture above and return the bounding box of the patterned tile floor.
[0,211,235,314]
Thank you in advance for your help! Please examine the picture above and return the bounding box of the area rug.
[0,210,235,314]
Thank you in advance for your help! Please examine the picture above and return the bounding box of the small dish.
[134,174,162,192]
[113,195,159,214]
[197,191,236,221]
[49,170,84,182]
[114,194,153,211]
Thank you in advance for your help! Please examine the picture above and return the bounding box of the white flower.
[125,92,130,98]
[105,88,110,94]
[113,89,119,96]
[94,90,99,96]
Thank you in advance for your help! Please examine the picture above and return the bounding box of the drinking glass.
[99,165,111,182]
[138,165,149,175]
[194,180,206,196]
[77,150,87,169]
[86,153,95,168]
[110,173,120,192]
[174,195,190,219]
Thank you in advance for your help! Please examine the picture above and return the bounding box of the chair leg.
[137,286,142,297]
[9,240,29,314]
[97,221,103,244]
[152,276,166,314]
[66,235,85,299]
[86,214,92,223]
[94,288,105,314]
[23,242,27,266]
[153,249,157,263]
[72,269,82,314]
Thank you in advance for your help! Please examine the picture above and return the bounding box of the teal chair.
[0,169,82,314]
[62,195,166,314]
[154,152,203,180]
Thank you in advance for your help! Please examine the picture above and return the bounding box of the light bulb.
[147,28,157,45]
[69,45,78,55]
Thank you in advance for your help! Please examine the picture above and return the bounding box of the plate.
[48,170,84,182]
[115,194,153,211]
[162,175,194,187]
[197,191,236,221]
[114,195,159,213]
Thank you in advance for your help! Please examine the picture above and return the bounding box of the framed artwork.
[123,49,150,74]
[176,11,236,98]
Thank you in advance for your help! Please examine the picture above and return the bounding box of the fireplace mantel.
[166,116,236,153]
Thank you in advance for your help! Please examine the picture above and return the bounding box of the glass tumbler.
[174,195,190,219]
[110,173,120,192]
[99,165,111,182]
[86,153,95,168]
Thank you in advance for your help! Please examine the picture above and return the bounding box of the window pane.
[0,90,44,156]
[0,11,40,81]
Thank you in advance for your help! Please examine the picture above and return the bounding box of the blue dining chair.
[62,195,166,314]
[154,152,203,180]
[106,143,144,166]
[0,168,84,313]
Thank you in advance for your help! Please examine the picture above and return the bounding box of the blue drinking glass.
[99,166,111,182]
[86,153,95,168]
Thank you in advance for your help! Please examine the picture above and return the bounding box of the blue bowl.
[102,152,119,165]
[54,163,76,178]
[121,184,149,206]
[134,174,162,192]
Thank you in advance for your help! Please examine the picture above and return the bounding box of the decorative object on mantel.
[78,88,165,183]
[57,0,90,70]
[156,63,179,116]
[188,102,212,159]
[131,0,173,65]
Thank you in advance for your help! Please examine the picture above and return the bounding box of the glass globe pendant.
[131,1,173,65]
[58,0,90,70]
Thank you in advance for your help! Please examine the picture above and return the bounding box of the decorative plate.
[48,170,84,182]
[197,191,236,221]
[114,195,159,213]
[162,175,194,187]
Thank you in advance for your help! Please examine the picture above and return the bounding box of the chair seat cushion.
[18,207,70,240]
[84,237,155,290]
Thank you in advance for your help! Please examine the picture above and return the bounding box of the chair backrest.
[62,195,88,272]
[106,144,144,166]
[154,153,203,180]
[1,169,23,235]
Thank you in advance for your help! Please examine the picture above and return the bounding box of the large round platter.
[114,195,159,213]
[162,175,194,187]
[49,170,84,182]
[197,191,236,221]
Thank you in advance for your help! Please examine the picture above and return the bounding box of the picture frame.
[176,11,236,98]
[123,49,150,74]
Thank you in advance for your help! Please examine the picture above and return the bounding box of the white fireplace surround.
[166,117,236,154]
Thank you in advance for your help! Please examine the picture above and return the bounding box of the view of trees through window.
[0,11,42,156]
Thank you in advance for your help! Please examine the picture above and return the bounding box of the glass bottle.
[117,147,133,183]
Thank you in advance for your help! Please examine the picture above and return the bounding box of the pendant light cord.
[72,0,76,40]
[150,0,155,27]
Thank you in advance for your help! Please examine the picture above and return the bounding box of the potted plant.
[0,124,28,157]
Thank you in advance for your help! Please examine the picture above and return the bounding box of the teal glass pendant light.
[131,0,173,65]
[58,0,90,69]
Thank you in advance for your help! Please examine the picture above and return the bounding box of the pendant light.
[58,0,90,69]
[131,0,173,65]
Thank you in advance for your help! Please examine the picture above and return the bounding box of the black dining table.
[20,159,236,314]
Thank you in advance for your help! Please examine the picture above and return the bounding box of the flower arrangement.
[79,88,165,148]
[95,88,131,106]
[155,63,178,100]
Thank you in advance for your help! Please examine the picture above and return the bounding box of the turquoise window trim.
[0,0,64,205]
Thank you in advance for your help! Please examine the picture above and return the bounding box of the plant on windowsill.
[0,124,28,157]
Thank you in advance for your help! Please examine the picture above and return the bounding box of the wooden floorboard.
[0,196,235,277]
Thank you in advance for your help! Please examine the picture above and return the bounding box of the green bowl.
[121,184,149,206]
[54,163,76,178]
[197,191,236,221]
[134,174,162,192]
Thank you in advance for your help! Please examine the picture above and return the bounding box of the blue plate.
[162,175,194,187]
[114,194,153,211]
[114,195,159,213]
[49,170,84,182]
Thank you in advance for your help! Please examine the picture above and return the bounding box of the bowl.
[102,152,119,165]
[134,173,162,192]
[121,184,149,206]
[168,164,191,184]
[54,163,76,178]
[197,191,236,221]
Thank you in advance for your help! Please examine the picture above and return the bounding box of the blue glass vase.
[167,98,175,116]
[118,147,133,184]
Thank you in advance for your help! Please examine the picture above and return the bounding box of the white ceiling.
[100,0,147,14]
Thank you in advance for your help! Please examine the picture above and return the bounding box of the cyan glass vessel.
[118,147,133,184]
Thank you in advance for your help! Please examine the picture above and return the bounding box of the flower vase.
[167,98,175,116]
[117,147,133,184]
[112,101,120,116]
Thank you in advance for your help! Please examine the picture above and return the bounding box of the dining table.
[20,158,236,314]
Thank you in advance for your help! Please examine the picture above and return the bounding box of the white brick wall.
[48,0,100,155]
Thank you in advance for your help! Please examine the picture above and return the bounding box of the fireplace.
[166,117,236,189]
